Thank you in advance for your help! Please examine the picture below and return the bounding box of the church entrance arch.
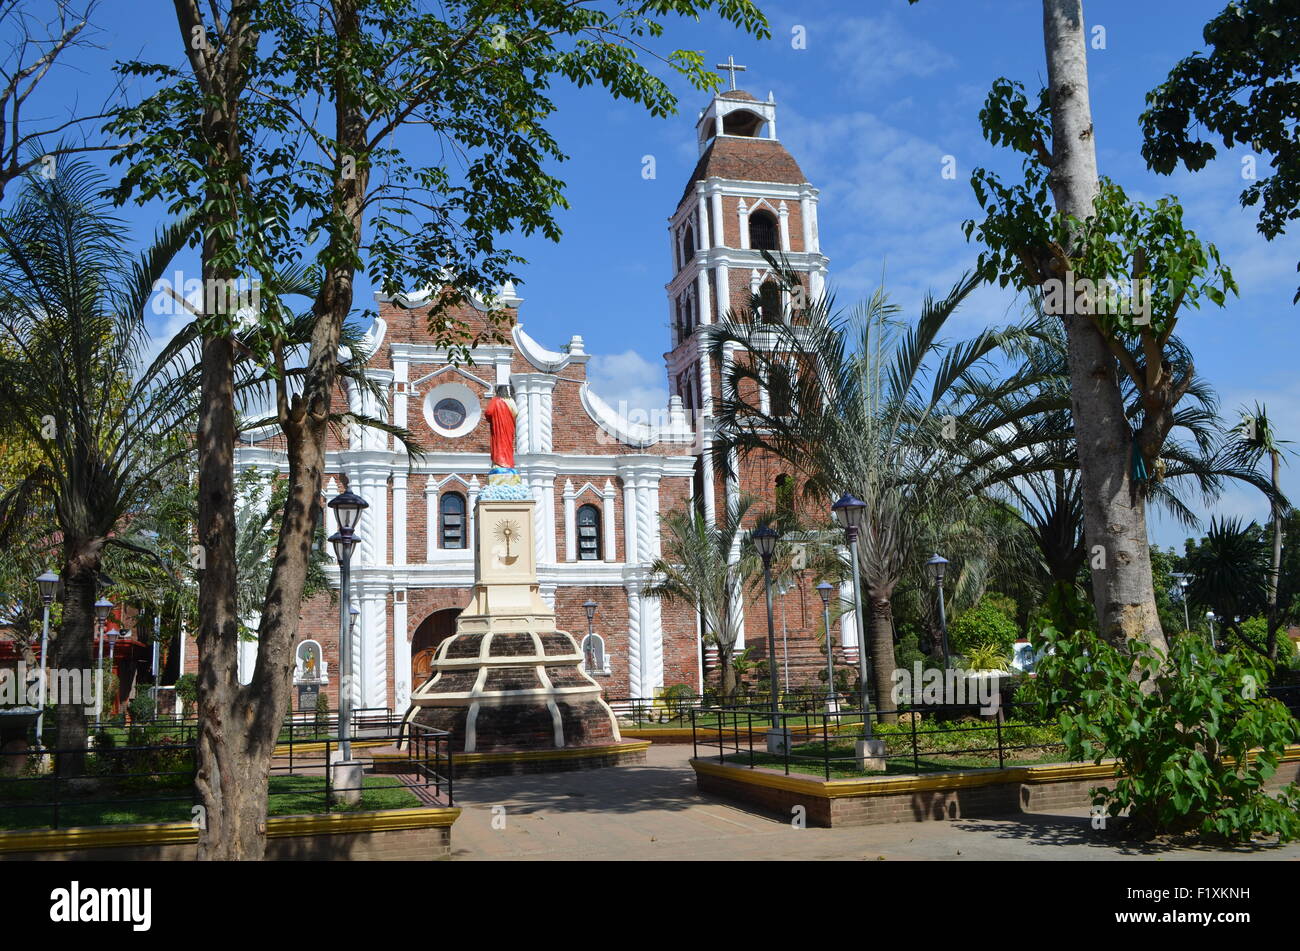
[411,607,462,687]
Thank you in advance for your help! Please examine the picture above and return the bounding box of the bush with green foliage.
[128,695,157,723]
[175,673,198,717]
[1028,624,1300,842]
[964,643,1011,672]
[948,595,1020,658]
[314,690,330,735]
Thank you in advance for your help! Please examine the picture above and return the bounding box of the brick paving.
[447,744,1300,861]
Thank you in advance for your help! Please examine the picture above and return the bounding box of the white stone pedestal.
[855,739,887,772]
[329,751,362,806]
[766,727,793,755]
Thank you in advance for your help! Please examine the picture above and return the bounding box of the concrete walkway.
[448,744,1300,861]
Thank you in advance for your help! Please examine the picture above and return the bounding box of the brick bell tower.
[664,62,829,528]
[663,61,836,673]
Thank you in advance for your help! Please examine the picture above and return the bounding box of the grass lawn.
[0,774,421,831]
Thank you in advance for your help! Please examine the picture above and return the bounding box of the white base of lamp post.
[855,739,886,772]
[329,751,363,806]
[765,727,793,755]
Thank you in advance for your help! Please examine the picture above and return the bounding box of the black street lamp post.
[927,554,951,669]
[831,493,873,739]
[751,525,780,729]
[583,600,598,672]
[93,597,113,730]
[35,571,58,750]
[328,488,368,764]
[817,581,836,712]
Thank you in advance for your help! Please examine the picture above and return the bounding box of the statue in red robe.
[484,385,517,470]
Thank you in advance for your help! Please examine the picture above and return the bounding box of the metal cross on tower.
[716,55,747,91]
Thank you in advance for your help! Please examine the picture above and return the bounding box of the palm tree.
[644,497,760,702]
[703,263,1025,721]
[1185,517,1271,650]
[0,163,196,770]
[1226,402,1292,659]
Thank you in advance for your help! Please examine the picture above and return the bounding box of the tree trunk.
[868,597,898,723]
[1041,0,1165,653]
[718,645,737,701]
[194,1,369,859]
[53,542,101,777]
[193,325,255,858]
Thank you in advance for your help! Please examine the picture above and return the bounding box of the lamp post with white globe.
[328,489,368,764]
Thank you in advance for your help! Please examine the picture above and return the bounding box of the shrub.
[175,673,198,716]
[1027,624,1300,842]
[963,643,1011,672]
[948,596,1020,657]
[128,694,157,723]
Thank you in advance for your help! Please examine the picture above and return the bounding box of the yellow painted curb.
[0,806,461,854]
[0,821,201,854]
[691,742,1300,799]
[265,807,460,838]
[272,739,391,757]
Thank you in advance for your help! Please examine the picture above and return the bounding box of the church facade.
[228,77,862,714]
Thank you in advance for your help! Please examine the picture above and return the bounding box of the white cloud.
[586,348,668,415]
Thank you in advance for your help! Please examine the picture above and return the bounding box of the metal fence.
[691,701,1066,781]
[607,690,862,729]
[0,716,452,832]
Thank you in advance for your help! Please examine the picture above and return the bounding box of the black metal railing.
[0,718,452,832]
[608,690,863,729]
[690,701,1068,781]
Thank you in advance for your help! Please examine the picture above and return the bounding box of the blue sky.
[24,0,1299,548]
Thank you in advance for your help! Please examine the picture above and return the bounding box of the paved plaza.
[447,745,1300,861]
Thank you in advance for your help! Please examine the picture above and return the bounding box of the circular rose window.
[433,397,467,429]
[422,381,481,438]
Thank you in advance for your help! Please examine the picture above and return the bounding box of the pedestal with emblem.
[403,494,625,759]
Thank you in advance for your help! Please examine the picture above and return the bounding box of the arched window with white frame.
[582,633,610,675]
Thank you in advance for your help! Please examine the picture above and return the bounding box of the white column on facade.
[355,468,388,567]
[696,267,714,326]
[424,478,438,561]
[697,192,711,252]
[513,373,557,455]
[737,198,750,250]
[602,481,617,562]
[800,191,814,254]
[514,384,531,455]
[839,576,858,650]
[643,592,664,694]
[467,476,481,552]
[621,475,638,564]
[392,472,407,567]
[626,584,644,697]
[542,477,557,565]
[393,589,410,711]
[811,265,826,302]
[808,192,821,254]
[324,478,339,561]
[715,264,731,320]
[562,480,576,562]
[778,200,791,252]
[530,472,547,567]
[700,435,718,527]
[710,186,726,248]
[392,358,409,448]
[359,587,388,709]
